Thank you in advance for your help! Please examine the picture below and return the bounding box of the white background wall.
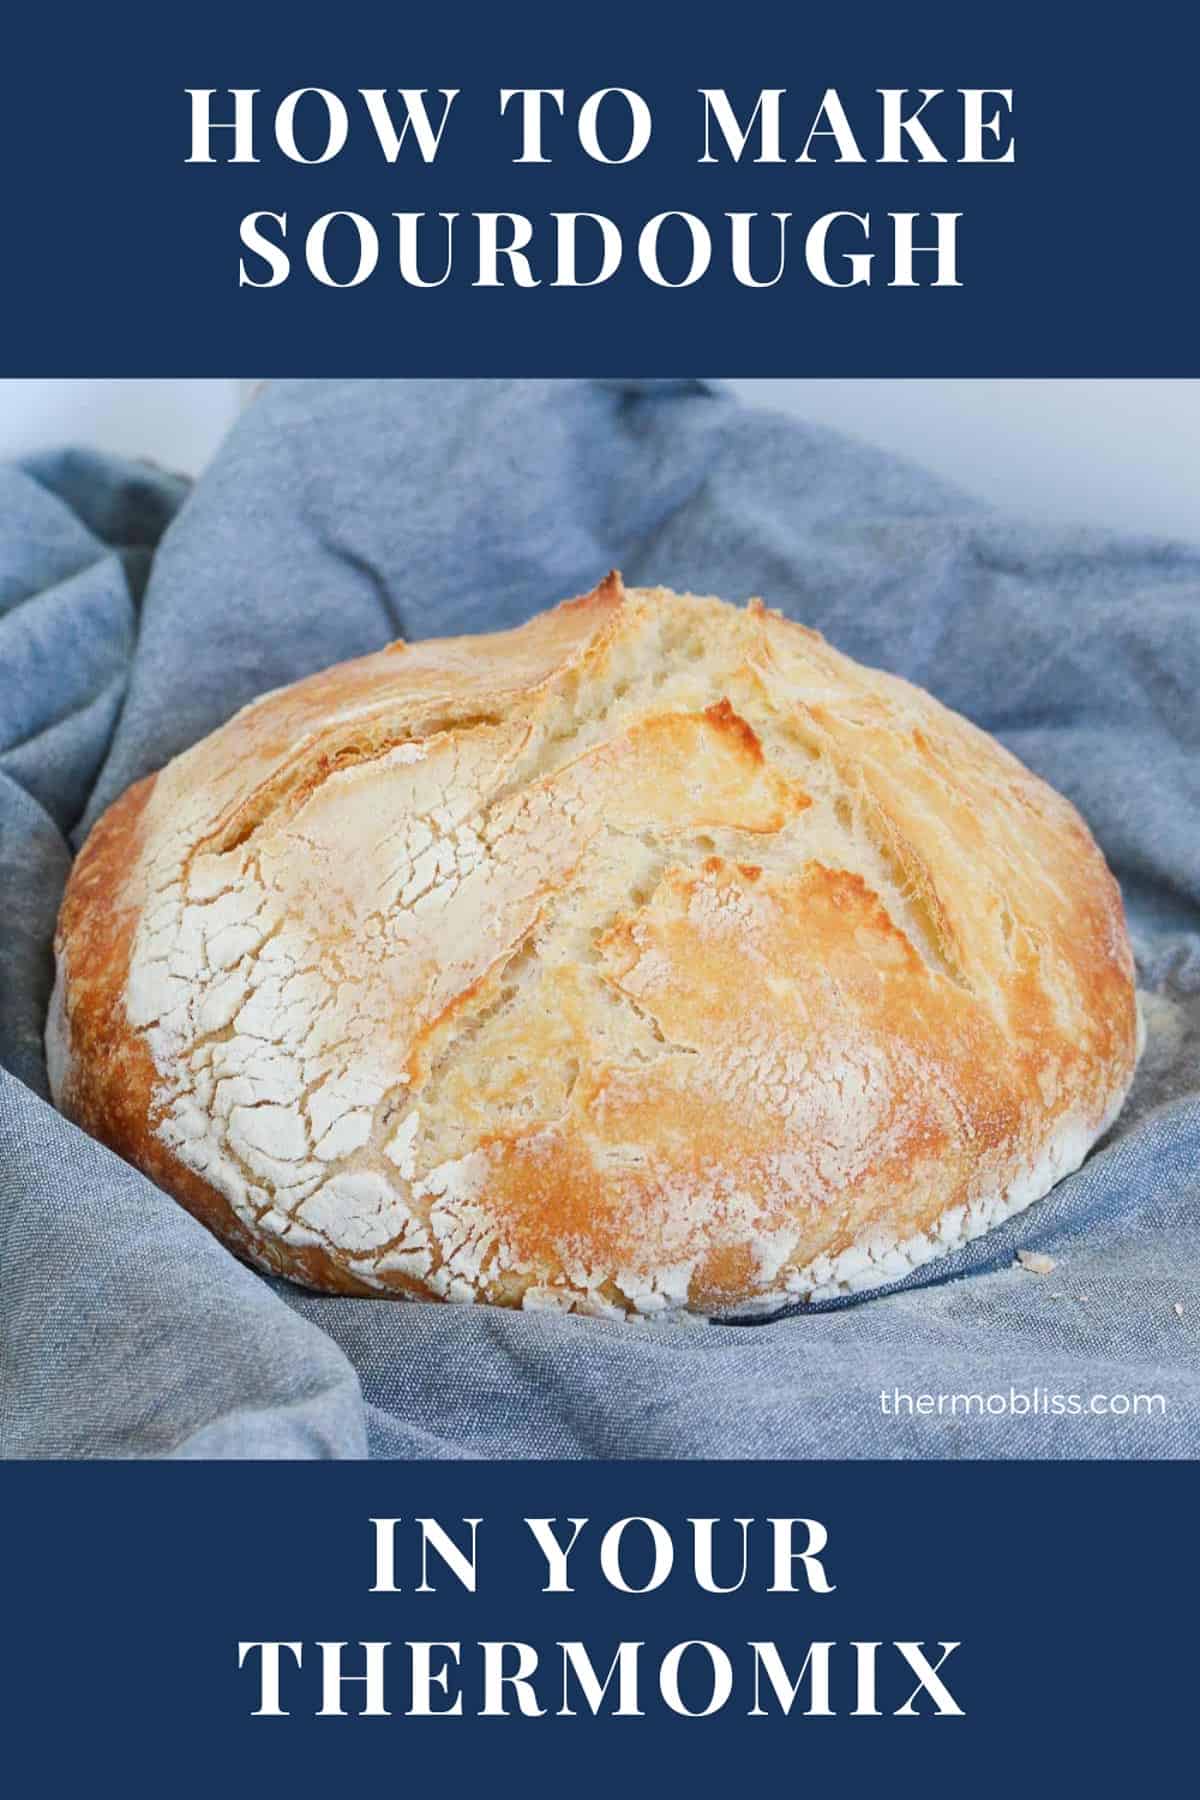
[0,378,1196,544]
[726,380,1200,544]
[0,380,240,483]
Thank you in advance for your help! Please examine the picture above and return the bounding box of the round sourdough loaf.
[48,576,1141,1318]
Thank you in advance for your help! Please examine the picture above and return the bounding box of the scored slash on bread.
[47,574,1141,1319]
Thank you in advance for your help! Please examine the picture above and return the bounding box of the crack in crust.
[49,575,1141,1319]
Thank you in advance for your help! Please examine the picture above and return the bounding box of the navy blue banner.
[7,1461,1195,1789]
[4,2,1196,374]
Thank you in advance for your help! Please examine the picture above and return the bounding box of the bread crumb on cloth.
[1015,1249,1058,1275]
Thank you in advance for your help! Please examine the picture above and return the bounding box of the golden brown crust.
[50,576,1140,1317]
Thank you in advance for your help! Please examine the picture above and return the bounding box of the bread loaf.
[48,575,1141,1318]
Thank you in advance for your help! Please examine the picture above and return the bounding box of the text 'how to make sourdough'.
[183,86,1014,290]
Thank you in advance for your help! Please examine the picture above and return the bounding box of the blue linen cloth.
[2,378,1198,1459]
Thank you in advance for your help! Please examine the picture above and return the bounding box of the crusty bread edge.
[708,1022,1142,1321]
[46,775,391,1298]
